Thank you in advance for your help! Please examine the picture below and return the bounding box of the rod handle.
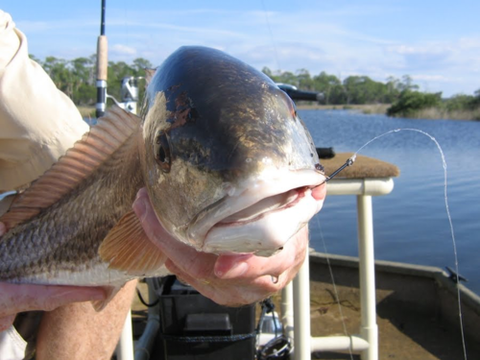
[96,35,108,81]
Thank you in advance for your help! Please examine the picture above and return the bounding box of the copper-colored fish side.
[0,46,324,301]
[0,106,166,287]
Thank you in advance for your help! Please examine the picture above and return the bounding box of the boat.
[89,6,479,358]
[115,151,480,360]
[125,249,480,360]
[304,251,480,359]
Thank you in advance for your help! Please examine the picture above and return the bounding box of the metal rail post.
[281,281,294,341]
[357,195,378,360]
[293,246,311,360]
[116,310,134,360]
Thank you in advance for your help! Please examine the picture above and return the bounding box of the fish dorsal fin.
[99,210,168,275]
[0,106,141,231]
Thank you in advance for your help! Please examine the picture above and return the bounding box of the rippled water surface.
[300,109,480,293]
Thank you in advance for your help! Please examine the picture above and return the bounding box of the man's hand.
[0,283,105,332]
[132,184,326,306]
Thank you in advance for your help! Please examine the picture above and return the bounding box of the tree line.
[263,67,480,118]
[31,54,479,119]
[263,67,414,105]
[30,54,152,106]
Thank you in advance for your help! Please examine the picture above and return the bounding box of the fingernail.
[135,188,147,200]
[165,261,177,273]
[88,289,107,301]
[50,288,105,303]
[216,261,249,279]
[133,197,147,220]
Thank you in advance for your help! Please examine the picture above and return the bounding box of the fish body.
[0,46,325,292]
[0,108,147,288]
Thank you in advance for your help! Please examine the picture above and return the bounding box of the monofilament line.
[315,219,354,360]
[354,128,467,360]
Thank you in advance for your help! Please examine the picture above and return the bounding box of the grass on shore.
[297,103,480,120]
[296,103,390,115]
[77,105,96,119]
[399,107,480,121]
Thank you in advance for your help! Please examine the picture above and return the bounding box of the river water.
[300,109,480,293]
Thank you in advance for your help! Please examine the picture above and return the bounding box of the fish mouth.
[186,169,326,256]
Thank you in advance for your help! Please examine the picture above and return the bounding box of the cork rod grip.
[96,35,108,81]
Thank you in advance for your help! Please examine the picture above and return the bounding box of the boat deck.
[303,281,468,359]
[130,252,480,359]
[293,252,480,359]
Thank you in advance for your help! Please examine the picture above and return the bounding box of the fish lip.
[215,186,308,226]
[186,169,326,253]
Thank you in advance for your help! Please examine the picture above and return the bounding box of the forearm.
[35,280,137,360]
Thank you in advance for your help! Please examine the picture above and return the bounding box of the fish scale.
[0,119,143,283]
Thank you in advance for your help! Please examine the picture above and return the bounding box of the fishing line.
[350,128,467,360]
[314,217,355,360]
[261,0,281,71]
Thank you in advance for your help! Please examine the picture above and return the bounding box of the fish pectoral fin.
[99,210,168,276]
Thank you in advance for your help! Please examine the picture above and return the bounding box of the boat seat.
[321,152,400,179]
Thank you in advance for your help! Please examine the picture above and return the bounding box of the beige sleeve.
[0,10,89,191]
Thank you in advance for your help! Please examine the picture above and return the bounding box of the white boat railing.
[116,310,134,360]
[117,177,395,360]
[284,177,395,360]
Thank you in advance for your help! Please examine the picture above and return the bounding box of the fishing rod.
[95,0,108,118]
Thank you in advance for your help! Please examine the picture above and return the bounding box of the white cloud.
[9,3,480,97]
[412,74,450,82]
[110,44,137,56]
[387,44,448,56]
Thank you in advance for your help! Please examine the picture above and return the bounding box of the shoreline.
[296,103,390,115]
[296,103,480,121]
[77,103,480,121]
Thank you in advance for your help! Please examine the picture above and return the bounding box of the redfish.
[0,46,325,306]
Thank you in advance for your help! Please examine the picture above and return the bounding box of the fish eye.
[284,94,297,118]
[291,102,297,118]
[154,132,171,173]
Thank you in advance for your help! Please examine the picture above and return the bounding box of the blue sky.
[2,0,479,97]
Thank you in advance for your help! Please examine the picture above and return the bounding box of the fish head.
[140,46,325,256]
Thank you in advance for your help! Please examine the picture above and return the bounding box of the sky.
[2,0,479,97]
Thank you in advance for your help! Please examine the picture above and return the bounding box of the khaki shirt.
[0,10,89,191]
[0,10,91,359]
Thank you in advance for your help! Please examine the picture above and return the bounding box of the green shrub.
[387,90,442,117]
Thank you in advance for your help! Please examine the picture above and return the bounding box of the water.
[301,109,480,294]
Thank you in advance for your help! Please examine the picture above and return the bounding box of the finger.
[312,182,327,200]
[165,260,221,302]
[213,253,253,278]
[0,222,6,236]
[132,188,167,244]
[168,260,278,306]
[133,187,308,281]
[132,189,183,254]
[0,283,105,317]
[133,189,218,277]
[0,315,15,332]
